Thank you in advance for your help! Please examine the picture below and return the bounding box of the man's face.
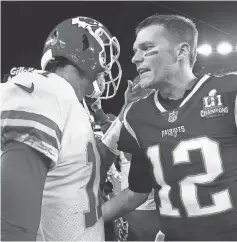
[132,25,177,89]
[133,75,155,98]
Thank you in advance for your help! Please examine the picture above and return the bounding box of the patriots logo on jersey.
[200,89,229,118]
[161,125,185,138]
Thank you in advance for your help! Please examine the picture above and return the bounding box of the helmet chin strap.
[86,81,102,99]
[82,98,95,126]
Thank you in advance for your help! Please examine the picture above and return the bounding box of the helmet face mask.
[95,28,120,70]
[93,58,122,99]
[41,16,122,99]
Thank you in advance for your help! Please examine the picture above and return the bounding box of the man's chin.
[139,73,154,89]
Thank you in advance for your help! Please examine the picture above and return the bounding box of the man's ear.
[176,42,190,61]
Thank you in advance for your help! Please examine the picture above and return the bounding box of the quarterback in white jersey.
[1,16,121,241]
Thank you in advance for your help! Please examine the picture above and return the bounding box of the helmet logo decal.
[79,17,103,27]
[45,29,59,48]
[72,17,103,28]
[59,40,66,49]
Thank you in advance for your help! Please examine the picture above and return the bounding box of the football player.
[101,14,237,240]
[1,16,121,241]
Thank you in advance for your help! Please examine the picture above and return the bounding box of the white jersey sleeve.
[0,70,67,168]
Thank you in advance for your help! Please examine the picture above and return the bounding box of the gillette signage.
[3,67,35,82]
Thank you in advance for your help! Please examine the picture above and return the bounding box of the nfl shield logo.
[168,110,178,122]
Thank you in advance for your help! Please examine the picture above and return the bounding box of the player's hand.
[90,98,102,113]
[124,80,144,106]
[85,96,102,113]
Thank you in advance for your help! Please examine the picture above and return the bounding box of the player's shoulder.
[124,92,155,122]
[14,70,76,100]
[1,69,79,122]
[208,72,237,91]
[0,69,68,165]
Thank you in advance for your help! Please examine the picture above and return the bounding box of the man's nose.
[131,50,144,64]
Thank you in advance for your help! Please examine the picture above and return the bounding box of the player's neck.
[159,71,196,100]
[54,65,93,102]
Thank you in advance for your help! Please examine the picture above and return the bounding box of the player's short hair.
[136,14,198,68]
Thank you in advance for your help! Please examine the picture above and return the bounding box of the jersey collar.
[154,74,210,113]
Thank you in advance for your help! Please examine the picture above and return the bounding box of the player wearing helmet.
[1,16,121,241]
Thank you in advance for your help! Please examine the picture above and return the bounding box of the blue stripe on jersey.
[1,110,62,142]
[1,126,59,150]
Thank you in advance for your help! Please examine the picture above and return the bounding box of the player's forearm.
[88,98,111,126]
[1,141,50,240]
[118,104,127,121]
[96,139,118,188]
[94,109,110,125]
[102,188,149,222]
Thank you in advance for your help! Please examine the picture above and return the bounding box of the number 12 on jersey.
[147,137,233,217]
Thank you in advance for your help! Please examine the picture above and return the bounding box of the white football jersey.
[0,70,104,241]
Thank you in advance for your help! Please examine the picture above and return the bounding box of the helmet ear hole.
[53,29,58,38]
[51,30,59,45]
[82,34,89,51]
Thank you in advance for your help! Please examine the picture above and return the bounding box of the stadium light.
[197,44,212,56]
[217,42,233,55]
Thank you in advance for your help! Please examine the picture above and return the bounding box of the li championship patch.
[200,89,228,118]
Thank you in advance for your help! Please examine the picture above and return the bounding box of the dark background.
[2,1,237,114]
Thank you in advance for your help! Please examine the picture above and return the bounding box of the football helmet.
[41,16,122,99]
